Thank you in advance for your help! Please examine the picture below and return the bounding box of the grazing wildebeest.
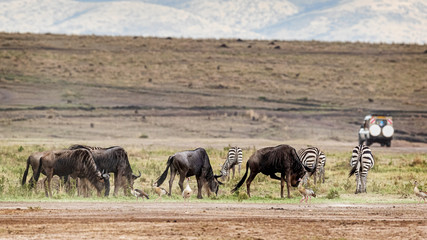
[77,174,111,197]
[231,144,315,198]
[69,144,141,196]
[21,151,69,189]
[34,148,109,197]
[155,148,223,199]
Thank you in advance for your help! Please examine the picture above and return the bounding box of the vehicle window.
[376,119,386,127]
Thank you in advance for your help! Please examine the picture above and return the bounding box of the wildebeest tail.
[231,162,249,193]
[155,155,173,186]
[21,156,31,186]
[33,157,43,186]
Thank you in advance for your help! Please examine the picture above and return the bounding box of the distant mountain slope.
[263,0,427,44]
[0,0,425,43]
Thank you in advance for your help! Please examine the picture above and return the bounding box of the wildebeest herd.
[21,143,374,199]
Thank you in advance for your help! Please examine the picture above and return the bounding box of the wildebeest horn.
[132,170,141,178]
[214,174,223,179]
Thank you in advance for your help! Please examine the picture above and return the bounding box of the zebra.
[317,151,327,184]
[297,147,320,185]
[220,146,243,181]
[349,144,374,194]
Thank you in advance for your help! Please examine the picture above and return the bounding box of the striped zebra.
[297,147,320,185]
[349,144,374,194]
[317,151,327,184]
[220,147,243,181]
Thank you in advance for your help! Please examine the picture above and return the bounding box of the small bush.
[237,191,249,202]
[139,134,149,139]
[409,156,425,167]
[326,188,340,199]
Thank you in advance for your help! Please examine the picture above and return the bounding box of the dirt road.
[1,201,426,239]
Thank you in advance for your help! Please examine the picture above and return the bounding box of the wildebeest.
[231,144,315,198]
[21,151,69,189]
[155,148,223,199]
[69,144,141,196]
[34,148,109,197]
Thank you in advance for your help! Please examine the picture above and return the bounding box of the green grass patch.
[0,144,426,204]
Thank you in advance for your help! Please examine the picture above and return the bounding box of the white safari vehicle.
[358,115,394,147]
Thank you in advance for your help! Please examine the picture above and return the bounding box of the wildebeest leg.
[280,175,287,198]
[246,171,258,198]
[178,174,186,193]
[196,177,203,199]
[43,177,49,197]
[168,166,177,196]
[113,172,120,196]
[47,177,53,198]
[285,172,292,198]
[44,169,54,197]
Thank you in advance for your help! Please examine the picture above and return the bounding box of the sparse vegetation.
[1,144,425,203]
[0,32,425,143]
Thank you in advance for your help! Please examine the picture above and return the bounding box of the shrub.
[237,191,249,202]
[18,146,24,152]
[326,188,340,199]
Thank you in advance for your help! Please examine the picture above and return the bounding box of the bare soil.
[1,202,426,240]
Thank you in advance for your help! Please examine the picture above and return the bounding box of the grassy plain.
[1,144,426,203]
[0,32,426,203]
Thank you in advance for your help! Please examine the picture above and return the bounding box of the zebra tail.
[231,162,249,193]
[349,164,357,177]
[155,155,173,187]
[21,156,31,186]
[349,158,361,177]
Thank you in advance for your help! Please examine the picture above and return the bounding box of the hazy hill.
[0,0,426,43]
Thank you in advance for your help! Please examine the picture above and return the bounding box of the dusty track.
[1,202,426,239]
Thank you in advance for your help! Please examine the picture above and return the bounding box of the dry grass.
[1,144,426,203]
[0,32,425,148]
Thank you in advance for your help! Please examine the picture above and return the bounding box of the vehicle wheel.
[386,141,391,147]
[366,140,372,146]
[380,143,385,147]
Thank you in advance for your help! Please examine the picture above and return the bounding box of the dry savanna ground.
[1,202,427,240]
[0,32,426,239]
[0,32,426,143]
